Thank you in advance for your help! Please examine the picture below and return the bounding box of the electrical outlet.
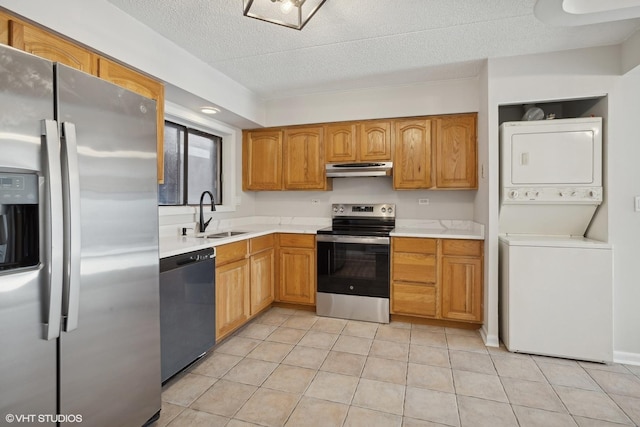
[418,198,430,205]
[635,196,640,212]
[311,199,320,205]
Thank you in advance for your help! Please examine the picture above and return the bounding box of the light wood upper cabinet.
[243,129,283,191]
[0,11,10,45]
[393,119,433,189]
[325,123,357,163]
[97,57,165,183]
[277,234,316,305]
[325,120,391,163]
[283,126,327,190]
[435,114,477,189]
[8,19,95,74]
[360,120,392,161]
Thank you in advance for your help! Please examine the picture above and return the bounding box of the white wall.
[254,179,476,220]
[610,66,640,362]
[475,60,498,346]
[265,78,479,126]
[622,29,640,74]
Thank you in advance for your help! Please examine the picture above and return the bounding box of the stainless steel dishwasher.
[159,247,216,383]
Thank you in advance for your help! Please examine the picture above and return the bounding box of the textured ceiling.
[106,0,640,100]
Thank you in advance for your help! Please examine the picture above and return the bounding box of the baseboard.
[480,326,499,347]
[613,350,640,366]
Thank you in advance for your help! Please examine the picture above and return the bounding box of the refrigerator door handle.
[61,122,81,332]
[42,119,64,340]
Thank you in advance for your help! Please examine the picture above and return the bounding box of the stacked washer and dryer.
[499,117,613,363]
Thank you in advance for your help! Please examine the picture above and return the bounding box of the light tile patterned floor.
[153,307,640,427]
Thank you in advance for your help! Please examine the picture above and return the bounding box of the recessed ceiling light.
[201,107,220,115]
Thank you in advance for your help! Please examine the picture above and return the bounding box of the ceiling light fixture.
[243,0,327,30]
[200,107,220,115]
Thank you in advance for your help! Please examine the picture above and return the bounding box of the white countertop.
[499,234,611,249]
[391,220,484,240]
[160,219,485,258]
[159,223,325,258]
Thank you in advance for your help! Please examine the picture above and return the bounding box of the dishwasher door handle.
[176,257,200,267]
[160,248,216,274]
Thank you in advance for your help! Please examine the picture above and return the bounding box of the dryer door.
[510,130,596,185]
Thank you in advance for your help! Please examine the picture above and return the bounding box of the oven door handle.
[316,235,390,245]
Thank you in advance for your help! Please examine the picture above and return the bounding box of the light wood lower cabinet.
[391,237,438,317]
[249,235,275,315]
[391,237,483,324]
[440,239,483,322]
[216,236,276,340]
[277,233,316,305]
[216,256,250,341]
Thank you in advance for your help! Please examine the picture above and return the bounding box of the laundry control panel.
[502,187,603,204]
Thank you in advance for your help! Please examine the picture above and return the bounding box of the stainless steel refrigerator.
[0,44,161,426]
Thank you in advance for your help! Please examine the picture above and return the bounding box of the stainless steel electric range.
[316,203,395,323]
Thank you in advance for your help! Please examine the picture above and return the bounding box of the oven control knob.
[339,207,344,213]
[349,285,354,290]
[508,190,519,199]
[589,190,598,198]
[333,207,338,213]
[525,191,536,199]
[559,191,568,198]
[387,207,393,213]
[571,191,578,197]
[381,207,386,213]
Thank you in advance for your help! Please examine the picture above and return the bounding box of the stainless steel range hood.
[326,162,393,178]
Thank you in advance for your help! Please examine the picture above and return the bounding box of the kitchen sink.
[201,231,248,239]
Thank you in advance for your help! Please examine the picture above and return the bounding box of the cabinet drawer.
[279,233,315,249]
[391,282,436,317]
[393,237,436,254]
[216,240,248,265]
[442,239,483,257]
[393,253,436,283]
[250,234,275,254]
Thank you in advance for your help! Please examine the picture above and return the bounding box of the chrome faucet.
[199,190,216,233]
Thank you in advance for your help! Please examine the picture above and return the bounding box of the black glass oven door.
[317,240,389,298]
